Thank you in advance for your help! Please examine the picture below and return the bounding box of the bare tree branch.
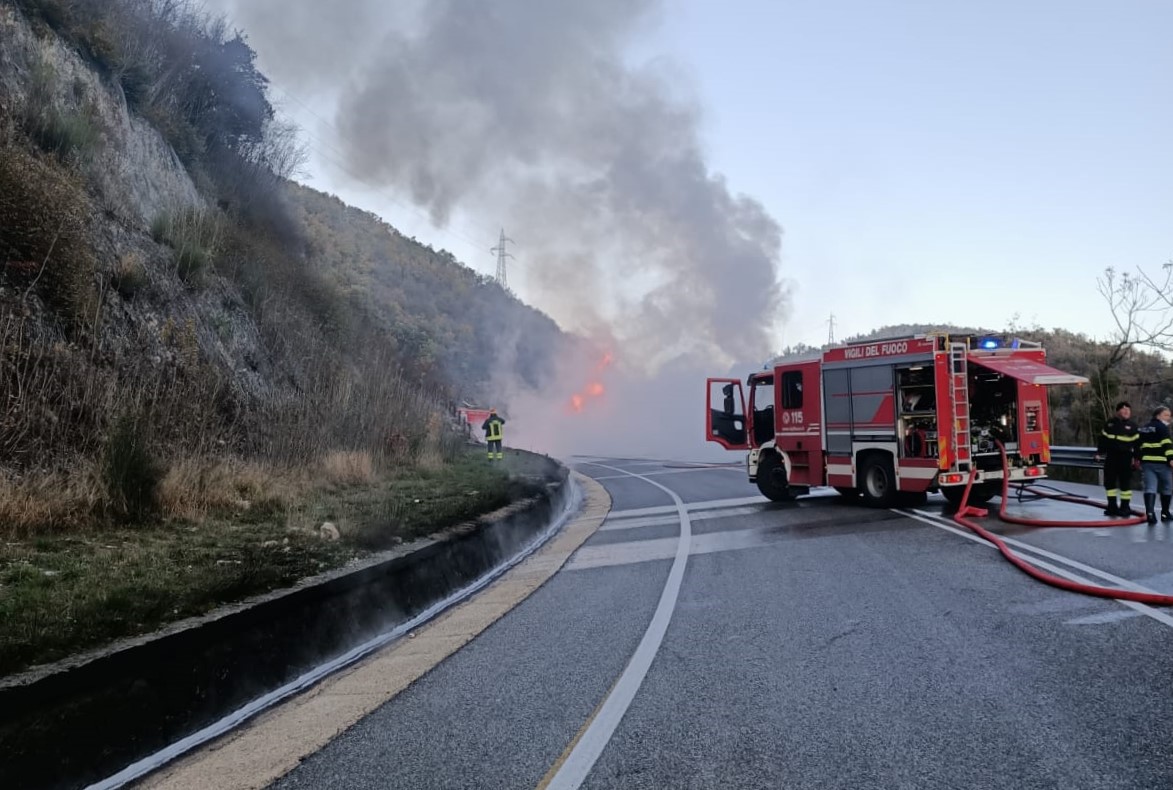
[1098,263,1173,359]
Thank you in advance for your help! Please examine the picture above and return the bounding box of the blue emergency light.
[979,338,1000,350]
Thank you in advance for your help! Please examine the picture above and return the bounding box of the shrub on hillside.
[21,56,104,165]
[28,105,102,163]
[102,412,161,521]
[113,253,148,299]
[151,208,221,285]
[0,146,96,322]
[14,0,271,155]
[13,0,305,241]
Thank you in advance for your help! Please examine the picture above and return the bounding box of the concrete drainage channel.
[0,457,578,790]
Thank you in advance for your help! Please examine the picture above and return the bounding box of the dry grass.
[150,208,222,285]
[0,457,300,538]
[319,451,375,487]
[0,464,104,537]
[415,413,447,471]
[113,252,148,299]
[157,458,292,521]
[0,447,542,675]
[0,145,96,323]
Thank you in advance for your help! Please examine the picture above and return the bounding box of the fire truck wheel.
[755,453,794,502]
[860,456,897,507]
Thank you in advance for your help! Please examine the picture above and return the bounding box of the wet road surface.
[272,460,1173,790]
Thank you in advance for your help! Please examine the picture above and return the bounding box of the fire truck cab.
[706,334,1087,507]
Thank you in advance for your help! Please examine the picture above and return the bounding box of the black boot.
[1103,496,1119,517]
[1161,495,1172,522]
[1120,497,1136,517]
[1145,493,1158,524]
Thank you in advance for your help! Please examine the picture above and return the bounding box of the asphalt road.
[272,459,1173,789]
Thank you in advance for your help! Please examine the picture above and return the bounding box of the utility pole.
[491,229,514,289]
[827,313,837,345]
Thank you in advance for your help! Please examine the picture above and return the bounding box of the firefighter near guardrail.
[1095,401,1140,517]
[705,333,1088,507]
[1136,405,1173,524]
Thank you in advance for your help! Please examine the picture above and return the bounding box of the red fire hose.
[950,444,1173,606]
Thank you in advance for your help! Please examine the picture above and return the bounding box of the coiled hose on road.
[950,443,1173,606]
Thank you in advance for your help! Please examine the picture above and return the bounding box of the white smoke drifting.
[216,0,788,461]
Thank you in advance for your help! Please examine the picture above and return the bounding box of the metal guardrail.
[1048,446,1099,469]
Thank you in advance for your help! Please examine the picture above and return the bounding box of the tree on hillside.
[1099,264,1173,350]
[1092,264,1173,410]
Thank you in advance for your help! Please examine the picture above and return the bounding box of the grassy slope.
[0,7,570,679]
[0,448,548,677]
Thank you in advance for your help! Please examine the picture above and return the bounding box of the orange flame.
[567,352,614,414]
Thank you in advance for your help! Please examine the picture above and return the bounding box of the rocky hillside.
[0,0,568,528]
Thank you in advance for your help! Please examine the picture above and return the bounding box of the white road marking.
[607,495,766,520]
[592,467,742,481]
[599,506,764,532]
[546,463,693,790]
[1066,610,1140,625]
[901,508,1173,631]
[566,536,678,569]
[567,527,773,571]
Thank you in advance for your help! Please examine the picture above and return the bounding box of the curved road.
[266,458,1173,789]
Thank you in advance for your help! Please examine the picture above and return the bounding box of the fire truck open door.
[706,378,748,450]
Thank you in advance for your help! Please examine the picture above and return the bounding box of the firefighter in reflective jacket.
[482,409,505,461]
[1136,405,1173,524]
[1097,401,1139,517]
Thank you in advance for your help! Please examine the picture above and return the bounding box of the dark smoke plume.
[215,0,788,458]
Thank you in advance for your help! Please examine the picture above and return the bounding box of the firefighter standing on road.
[1097,401,1140,517]
[1137,405,1173,524]
[482,408,505,461]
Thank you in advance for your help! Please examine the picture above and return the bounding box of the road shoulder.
[139,472,611,790]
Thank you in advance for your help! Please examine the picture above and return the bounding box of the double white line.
[899,506,1173,631]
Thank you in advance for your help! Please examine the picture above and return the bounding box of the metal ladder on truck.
[949,341,971,470]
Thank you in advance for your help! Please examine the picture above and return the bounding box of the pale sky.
[266,0,1172,350]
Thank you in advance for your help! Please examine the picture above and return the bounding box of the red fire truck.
[705,334,1088,507]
